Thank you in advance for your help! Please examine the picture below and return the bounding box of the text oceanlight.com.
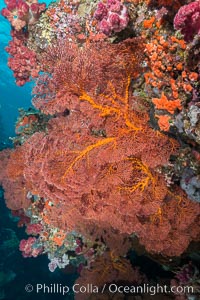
[25,283,194,296]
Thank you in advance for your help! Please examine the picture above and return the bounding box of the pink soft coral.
[19,237,43,258]
[174,1,200,42]
[94,0,129,36]
[1,0,46,31]
[5,30,39,86]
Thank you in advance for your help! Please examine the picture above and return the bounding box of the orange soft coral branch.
[52,231,66,247]
[143,16,155,29]
[156,115,171,132]
[152,92,182,114]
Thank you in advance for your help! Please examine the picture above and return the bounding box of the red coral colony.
[1,0,200,299]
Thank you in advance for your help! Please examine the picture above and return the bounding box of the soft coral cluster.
[1,0,46,31]
[19,237,43,258]
[6,30,39,86]
[26,223,43,235]
[1,0,44,85]
[143,17,199,131]
[94,0,129,36]
[174,0,200,42]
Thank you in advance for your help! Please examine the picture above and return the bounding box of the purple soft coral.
[94,0,129,36]
[174,1,200,42]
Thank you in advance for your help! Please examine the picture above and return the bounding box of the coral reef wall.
[0,0,200,299]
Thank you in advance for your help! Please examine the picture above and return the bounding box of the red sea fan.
[32,37,144,114]
[2,178,30,210]
[135,188,200,256]
[2,91,199,255]
[6,64,190,256]
[1,22,199,257]
[0,149,11,185]
[0,147,31,210]
[16,105,181,247]
[75,250,146,300]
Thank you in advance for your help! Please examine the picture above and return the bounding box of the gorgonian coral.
[32,37,144,114]
[1,65,199,256]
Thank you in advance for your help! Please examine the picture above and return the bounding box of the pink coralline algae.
[19,237,43,258]
[174,0,200,42]
[6,30,39,86]
[1,0,46,31]
[94,0,129,36]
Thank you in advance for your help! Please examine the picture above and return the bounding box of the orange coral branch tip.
[189,72,198,81]
[152,92,182,114]
[156,115,171,132]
